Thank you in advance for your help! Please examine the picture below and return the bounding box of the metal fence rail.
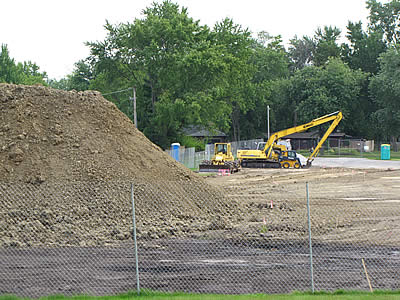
[0,177,399,297]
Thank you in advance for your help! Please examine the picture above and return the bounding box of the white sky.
[1,0,378,79]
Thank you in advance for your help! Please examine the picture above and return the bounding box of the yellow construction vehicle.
[199,143,240,173]
[237,111,343,168]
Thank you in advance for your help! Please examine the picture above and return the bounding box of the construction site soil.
[206,167,400,246]
[0,84,237,247]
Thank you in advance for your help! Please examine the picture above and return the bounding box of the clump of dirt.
[0,84,239,247]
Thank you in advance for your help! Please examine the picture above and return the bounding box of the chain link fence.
[1,173,400,297]
[318,139,374,157]
[166,139,264,169]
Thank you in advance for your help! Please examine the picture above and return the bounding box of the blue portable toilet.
[381,144,390,160]
[171,143,180,162]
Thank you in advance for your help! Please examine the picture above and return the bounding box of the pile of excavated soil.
[0,84,239,247]
[0,84,198,183]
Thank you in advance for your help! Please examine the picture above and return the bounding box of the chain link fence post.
[306,182,315,293]
[131,183,140,295]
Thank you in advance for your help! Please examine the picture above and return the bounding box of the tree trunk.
[231,106,240,142]
[151,83,156,113]
[391,135,398,152]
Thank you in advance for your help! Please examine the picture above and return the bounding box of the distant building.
[282,130,354,150]
[282,130,320,150]
[183,125,227,143]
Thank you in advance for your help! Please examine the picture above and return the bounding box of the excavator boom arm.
[306,111,343,166]
[263,111,343,162]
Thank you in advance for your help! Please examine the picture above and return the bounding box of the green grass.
[360,151,400,161]
[2,290,400,300]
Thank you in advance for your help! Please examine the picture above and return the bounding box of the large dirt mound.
[0,84,239,247]
[0,84,197,183]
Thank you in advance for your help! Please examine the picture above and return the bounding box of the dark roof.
[183,125,226,137]
[282,130,354,139]
[263,128,356,140]
[282,130,319,139]
[329,132,353,138]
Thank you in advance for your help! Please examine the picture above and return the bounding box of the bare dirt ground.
[205,166,400,246]
[1,239,399,297]
[2,165,400,297]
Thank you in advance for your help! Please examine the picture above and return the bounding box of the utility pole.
[267,105,270,139]
[132,87,137,128]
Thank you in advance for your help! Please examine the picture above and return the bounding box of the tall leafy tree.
[313,26,342,66]
[341,21,387,74]
[288,35,316,71]
[86,1,213,146]
[0,44,47,85]
[288,26,341,69]
[210,18,255,141]
[369,47,400,148]
[241,32,290,138]
[285,58,368,136]
[85,1,257,146]
[367,0,400,45]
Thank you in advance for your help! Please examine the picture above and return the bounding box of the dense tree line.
[1,0,400,149]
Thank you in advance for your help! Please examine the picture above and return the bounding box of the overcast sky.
[1,0,380,79]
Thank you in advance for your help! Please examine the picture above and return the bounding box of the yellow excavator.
[199,143,240,173]
[237,111,343,168]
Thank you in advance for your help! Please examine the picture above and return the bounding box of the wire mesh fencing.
[1,171,400,297]
[0,181,136,297]
[165,139,265,169]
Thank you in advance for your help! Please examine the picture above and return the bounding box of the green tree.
[86,1,258,147]
[288,35,316,71]
[341,21,387,74]
[210,18,255,141]
[288,26,341,69]
[0,44,20,83]
[240,32,290,139]
[0,44,46,85]
[369,47,400,148]
[85,1,211,146]
[286,58,368,136]
[367,0,400,45]
[313,26,342,66]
